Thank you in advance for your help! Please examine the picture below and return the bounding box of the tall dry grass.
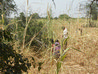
[25,18,98,74]
[1,0,98,74]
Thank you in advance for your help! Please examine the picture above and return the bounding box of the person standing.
[62,26,68,50]
[54,40,61,59]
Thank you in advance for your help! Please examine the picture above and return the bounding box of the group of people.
[51,26,68,59]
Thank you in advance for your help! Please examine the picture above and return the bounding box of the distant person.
[62,26,68,50]
[78,28,82,36]
[76,27,83,36]
[53,40,61,59]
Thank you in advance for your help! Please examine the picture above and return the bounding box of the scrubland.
[21,19,98,74]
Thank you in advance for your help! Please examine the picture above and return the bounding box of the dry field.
[23,19,98,74]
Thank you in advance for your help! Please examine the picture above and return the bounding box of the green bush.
[0,29,31,73]
[0,29,43,73]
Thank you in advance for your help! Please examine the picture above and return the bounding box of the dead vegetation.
[21,19,98,74]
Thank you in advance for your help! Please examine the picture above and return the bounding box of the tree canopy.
[0,0,17,16]
[32,13,40,19]
[85,2,98,20]
[59,14,70,20]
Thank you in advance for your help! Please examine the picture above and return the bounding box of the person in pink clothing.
[53,40,61,59]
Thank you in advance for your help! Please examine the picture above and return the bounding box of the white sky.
[12,0,88,18]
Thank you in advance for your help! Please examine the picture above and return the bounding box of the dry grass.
[22,19,98,74]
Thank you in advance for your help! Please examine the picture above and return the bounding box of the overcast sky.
[12,0,88,18]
